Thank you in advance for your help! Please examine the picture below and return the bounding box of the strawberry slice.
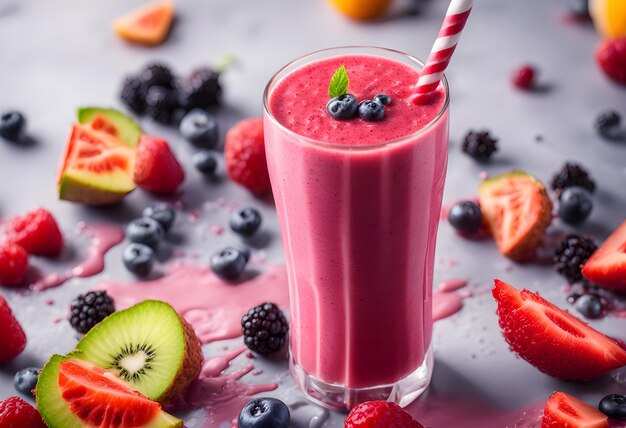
[493,279,626,380]
[542,392,608,428]
[479,171,552,261]
[582,220,626,293]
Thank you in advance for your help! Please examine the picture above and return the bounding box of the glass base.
[289,345,433,412]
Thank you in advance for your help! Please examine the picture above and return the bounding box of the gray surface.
[1,0,626,427]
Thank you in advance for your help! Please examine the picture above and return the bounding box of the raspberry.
[0,243,28,287]
[241,302,289,355]
[554,235,597,284]
[596,37,626,86]
[345,401,423,428]
[512,65,536,90]
[462,130,498,162]
[5,208,64,257]
[550,162,595,197]
[178,67,222,109]
[225,118,271,195]
[0,396,46,428]
[120,76,147,114]
[69,290,116,334]
[134,135,185,193]
[0,296,27,363]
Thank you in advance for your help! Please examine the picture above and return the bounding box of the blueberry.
[211,247,248,281]
[13,368,40,396]
[126,217,164,248]
[358,100,385,121]
[374,93,392,105]
[0,111,26,142]
[238,397,290,428]
[230,207,262,237]
[122,243,155,276]
[559,186,593,224]
[193,151,218,175]
[575,294,603,319]
[595,110,622,140]
[142,203,176,232]
[326,94,358,119]
[180,109,219,148]
[448,200,482,233]
[568,0,589,17]
[599,394,626,420]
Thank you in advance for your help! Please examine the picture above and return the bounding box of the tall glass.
[263,47,449,411]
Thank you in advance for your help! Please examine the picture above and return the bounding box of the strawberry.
[478,171,552,261]
[344,401,423,428]
[5,208,64,257]
[225,118,271,196]
[134,135,185,193]
[542,392,608,428]
[0,396,46,428]
[0,296,27,363]
[596,37,626,86]
[582,220,626,293]
[493,279,626,380]
[0,243,29,287]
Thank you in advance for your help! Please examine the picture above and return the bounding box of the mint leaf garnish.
[328,65,349,99]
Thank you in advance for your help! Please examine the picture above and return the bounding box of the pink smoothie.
[265,52,449,389]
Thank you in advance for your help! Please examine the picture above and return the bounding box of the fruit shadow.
[243,230,273,249]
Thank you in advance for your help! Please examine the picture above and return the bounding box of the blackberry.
[462,130,498,162]
[594,110,622,140]
[550,162,595,196]
[69,291,115,334]
[140,63,174,89]
[145,86,180,124]
[120,76,147,114]
[178,68,222,109]
[553,235,597,284]
[241,302,289,355]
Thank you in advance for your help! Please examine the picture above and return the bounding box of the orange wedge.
[113,0,174,46]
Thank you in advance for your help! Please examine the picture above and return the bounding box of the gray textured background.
[0,0,625,426]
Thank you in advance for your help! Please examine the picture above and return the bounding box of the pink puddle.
[171,348,276,428]
[32,223,124,291]
[101,264,291,344]
[433,279,471,322]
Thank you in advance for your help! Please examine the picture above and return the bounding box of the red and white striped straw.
[413,0,473,104]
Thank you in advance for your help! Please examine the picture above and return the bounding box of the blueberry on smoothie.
[358,100,385,121]
[326,94,358,119]
[238,397,290,428]
[374,93,392,105]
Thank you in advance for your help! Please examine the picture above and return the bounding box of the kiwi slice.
[74,300,203,405]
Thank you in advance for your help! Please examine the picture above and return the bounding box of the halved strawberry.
[542,392,608,428]
[134,135,184,194]
[479,171,553,261]
[493,279,626,380]
[582,220,626,293]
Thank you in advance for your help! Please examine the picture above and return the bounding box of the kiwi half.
[74,300,203,405]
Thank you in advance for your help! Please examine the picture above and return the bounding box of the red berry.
[596,37,626,86]
[225,118,271,196]
[582,220,626,293]
[134,135,185,193]
[512,65,536,90]
[345,401,423,428]
[542,392,608,428]
[0,243,28,287]
[0,296,27,363]
[0,396,46,428]
[5,208,64,257]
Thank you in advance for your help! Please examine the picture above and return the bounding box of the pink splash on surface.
[210,225,224,235]
[101,264,290,344]
[171,347,276,428]
[32,223,124,291]
[433,279,471,322]
[438,278,468,292]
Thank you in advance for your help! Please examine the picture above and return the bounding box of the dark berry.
[574,294,603,319]
[448,200,482,233]
[140,63,174,89]
[69,291,115,334]
[126,217,164,248]
[122,243,155,277]
[0,111,26,142]
[142,203,176,232]
[120,76,147,114]
[358,99,385,121]
[550,162,596,196]
[553,235,597,283]
[178,68,222,109]
[13,368,40,396]
[374,93,392,105]
[145,86,180,125]
[599,394,626,420]
[512,65,536,90]
[326,94,358,119]
[193,151,218,175]
[462,130,498,162]
[238,397,290,428]
[237,245,252,263]
[559,186,593,224]
[211,247,248,280]
[594,110,622,140]
[566,293,582,304]
[241,302,289,355]
[230,207,262,237]
[180,109,219,148]
[568,0,589,17]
